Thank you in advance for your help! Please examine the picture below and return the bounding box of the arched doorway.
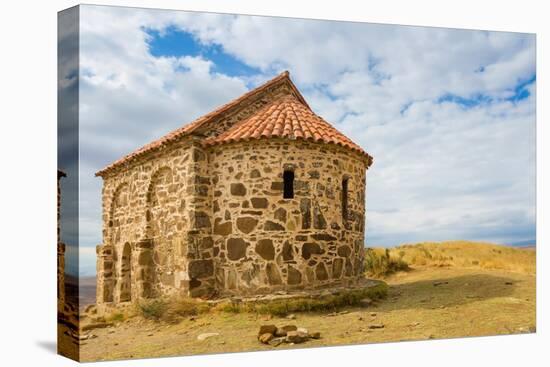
[119,243,132,302]
[143,167,176,297]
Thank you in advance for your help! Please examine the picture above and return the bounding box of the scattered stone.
[433,281,449,287]
[286,314,297,320]
[258,324,277,337]
[368,323,385,329]
[370,312,377,317]
[310,332,321,339]
[286,330,309,344]
[257,323,318,345]
[268,337,286,347]
[197,332,220,341]
[259,333,274,344]
[275,325,297,337]
[408,322,420,327]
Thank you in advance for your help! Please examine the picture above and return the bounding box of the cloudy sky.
[67,5,535,276]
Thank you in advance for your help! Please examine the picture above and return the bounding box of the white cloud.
[70,5,535,276]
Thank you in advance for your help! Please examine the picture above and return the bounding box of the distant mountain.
[64,274,96,308]
[507,239,536,248]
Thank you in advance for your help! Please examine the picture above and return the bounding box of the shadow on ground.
[377,273,520,312]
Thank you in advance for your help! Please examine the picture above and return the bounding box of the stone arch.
[146,167,174,239]
[109,182,130,244]
[118,242,132,302]
[143,167,177,296]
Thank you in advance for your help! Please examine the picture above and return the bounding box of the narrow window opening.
[283,170,294,199]
[342,178,349,221]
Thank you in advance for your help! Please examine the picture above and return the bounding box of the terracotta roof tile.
[96,71,372,177]
[96,71,308,177]
[204,95,371,162]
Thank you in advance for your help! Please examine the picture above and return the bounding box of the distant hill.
[507,239,536,248]
[373,240,536,275]
[64,274,96,308]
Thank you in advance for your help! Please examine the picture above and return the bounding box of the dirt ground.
[79,265,536,362]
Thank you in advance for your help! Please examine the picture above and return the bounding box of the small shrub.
[163,297,210,323]
[108,312,125,322]
[138,299,168,321]
[364,248,410,277]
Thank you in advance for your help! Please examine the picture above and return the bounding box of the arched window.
[283,170,294,199]
[342,177,349,221]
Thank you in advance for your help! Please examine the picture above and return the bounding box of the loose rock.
[310,332,321,339]
[286,330,309,344]
[258,324,277,337]
[268,337,286,347]
[368,323,385,329]
[197,332,220,341]
[259,333,274,344]
[275,325,297,337]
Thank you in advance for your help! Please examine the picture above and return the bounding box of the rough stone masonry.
[95,71,374,305]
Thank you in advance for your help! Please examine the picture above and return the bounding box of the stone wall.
[209,139,367,296]
[96,139,213,303]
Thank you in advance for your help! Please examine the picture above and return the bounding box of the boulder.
[275,324,297,337]
[268,337,286,347]
[258,324,277,337]
[258,333,274,344]
[286,330,309,344]
[310,331,321,339]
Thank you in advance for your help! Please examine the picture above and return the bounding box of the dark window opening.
[283,170,294,199]
[342,178,349,221]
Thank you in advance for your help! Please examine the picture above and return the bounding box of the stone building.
[95,71,373,305]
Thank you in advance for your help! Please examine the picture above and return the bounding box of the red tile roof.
[96,71,371,177]
[204,94,371,162]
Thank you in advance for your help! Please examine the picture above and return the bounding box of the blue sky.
[65,5,536,276]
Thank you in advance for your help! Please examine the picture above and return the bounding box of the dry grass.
[386,241,535,275]
[213,282,388,316]
[364,248,410,278]
[138,296,210,323]
[135,283,388,322]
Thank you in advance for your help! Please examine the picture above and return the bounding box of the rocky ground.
[79,265,536,362]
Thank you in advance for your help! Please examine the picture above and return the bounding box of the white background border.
[0,0,546,366]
